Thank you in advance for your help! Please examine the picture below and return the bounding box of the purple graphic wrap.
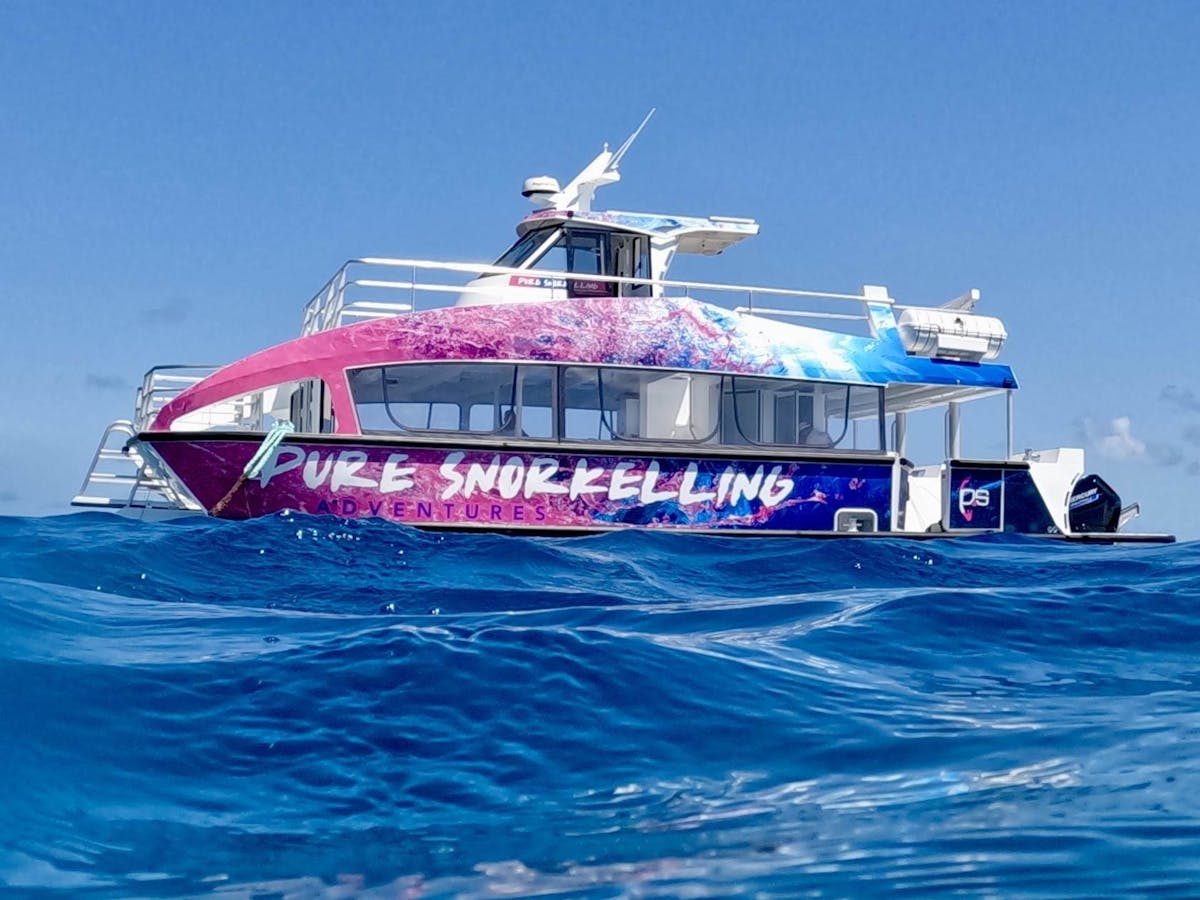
[154,296,1017,434]
[147,439,894,532]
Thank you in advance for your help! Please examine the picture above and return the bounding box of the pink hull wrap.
[151,296,1015,434]
[146,438,895,533]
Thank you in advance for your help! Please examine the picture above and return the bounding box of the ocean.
[1,512,1198,897]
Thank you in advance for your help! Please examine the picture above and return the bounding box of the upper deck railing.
[300,257,890,337]
[133,365,224,430]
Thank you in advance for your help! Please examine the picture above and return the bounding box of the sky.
[1,1,1198,538]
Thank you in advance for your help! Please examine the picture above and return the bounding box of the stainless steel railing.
[133,365,224,429]
[300,257,891,337]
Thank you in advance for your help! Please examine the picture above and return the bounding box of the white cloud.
[1083,416,1147,462]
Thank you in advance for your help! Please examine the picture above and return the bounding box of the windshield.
[493,227,560,269]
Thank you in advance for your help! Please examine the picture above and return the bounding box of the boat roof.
[153,296,1016,432]
[516,208,760,256]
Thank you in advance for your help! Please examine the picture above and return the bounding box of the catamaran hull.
[138,436,1174,542]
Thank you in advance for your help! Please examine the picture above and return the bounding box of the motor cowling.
[1068,474,1122,533]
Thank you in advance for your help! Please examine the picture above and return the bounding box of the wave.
[1,513,1198,896]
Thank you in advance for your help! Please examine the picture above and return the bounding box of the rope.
[211,421,295,516]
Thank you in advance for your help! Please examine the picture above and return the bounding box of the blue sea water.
[1,513,1198,898]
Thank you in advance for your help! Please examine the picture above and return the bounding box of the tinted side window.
[561,367,720,443]
[346,362,884,450]
[348,363,555,438]
[494,228,559,268]
[722,377,881,449]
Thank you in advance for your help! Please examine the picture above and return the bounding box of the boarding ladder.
[72,366,219,513]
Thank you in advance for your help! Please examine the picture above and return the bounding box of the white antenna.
[609,108,656,170]
[543,109,657,212]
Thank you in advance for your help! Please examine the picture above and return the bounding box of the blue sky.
[1,1,1198,537]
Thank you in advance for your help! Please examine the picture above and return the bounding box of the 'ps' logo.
[957,485,990,521]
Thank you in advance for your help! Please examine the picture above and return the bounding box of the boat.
[72,114,1173,542]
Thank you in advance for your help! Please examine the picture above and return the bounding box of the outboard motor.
[1068,474,1122,533]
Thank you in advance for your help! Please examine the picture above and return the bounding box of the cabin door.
[564,230,614,299]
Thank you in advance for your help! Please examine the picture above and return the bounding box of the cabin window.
[839,384,885,451]
[567,231,604,276]
[610,232,651,295]
[169,378,335,434]
[530,229,615,297]
[722,376,820,446]
[348,363,556,438]
[561,367,721,443]
[531,234,568,273]
[468,366,554,438]
[347,362,885,452]
[561,366,618,440]
[501,227,649,297]
[494,227,559,269]
[531,229,606,273]
[721,377,883,450]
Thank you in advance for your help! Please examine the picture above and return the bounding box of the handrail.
[732,306,866,321]
[300,256,889,337]
[133,365,223,429]
[351,256,877,303]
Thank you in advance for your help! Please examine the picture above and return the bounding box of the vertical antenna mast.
[549,109,657,212]
[608,108,656,170]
